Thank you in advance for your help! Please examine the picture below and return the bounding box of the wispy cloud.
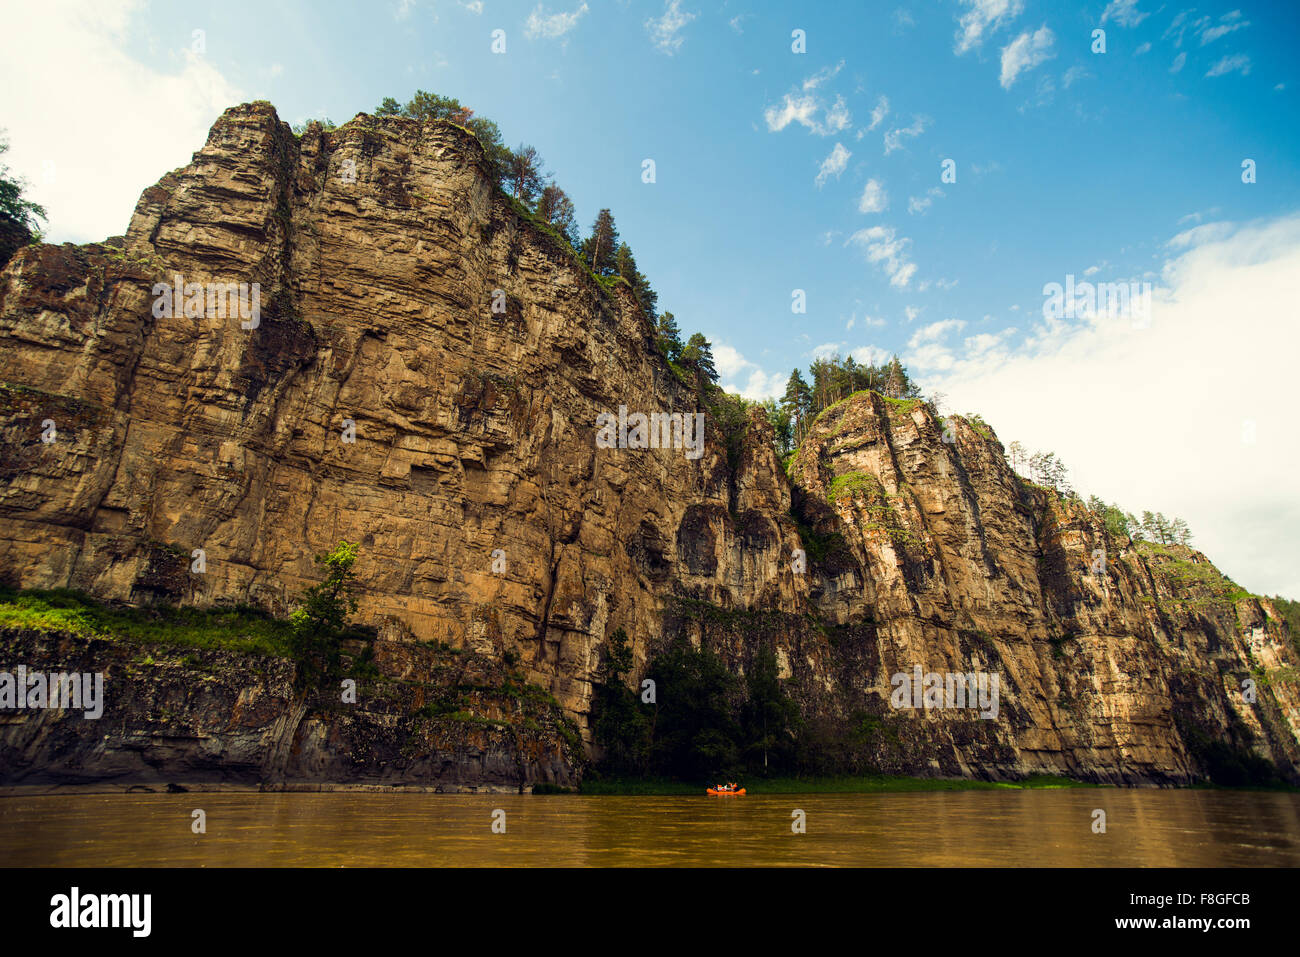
[1206,53,1251,77]
[1062,65,1090,88]
[1100,0,1147,28]
[1170,51,1187,73]
[645,0,697,55]
[883,114,929,153]
[846,225,916,288]
[815,143,851,187]
[1000,25,1055,89]
[954,0,1023,54]
[765,86,851,136]
[858,178,888,213]
[868,95,890,131]
[1199,10,1250,45]
[803,60,844,90]
[908,187,944,215]
[909,318,966,347]
[525,3,588,40]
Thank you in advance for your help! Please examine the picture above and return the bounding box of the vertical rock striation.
[0,103,1295,786]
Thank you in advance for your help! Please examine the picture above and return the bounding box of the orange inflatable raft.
[707,787,746,796]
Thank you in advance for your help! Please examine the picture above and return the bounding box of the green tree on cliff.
[506,143,546,205]
[679,332,719,394]
[0,132,47,245]
[535,181,578,245]
[614,243,658,319]
[290,541,360,685]
[582,208,620,275]
[654,311,684,362]
[780,369,813,445]
[374,91,513,182]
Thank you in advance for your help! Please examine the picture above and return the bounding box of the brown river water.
[2,790,1298,867]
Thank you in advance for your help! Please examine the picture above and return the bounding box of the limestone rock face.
[1,103,1296,785]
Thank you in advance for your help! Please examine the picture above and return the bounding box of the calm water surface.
[2,790,1298,867]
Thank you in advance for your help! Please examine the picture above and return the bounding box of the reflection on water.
[2,790,1298,867]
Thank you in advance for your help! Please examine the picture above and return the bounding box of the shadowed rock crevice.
[0,102,1296,788]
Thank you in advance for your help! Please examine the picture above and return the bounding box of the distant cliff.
[1,103,1296,788]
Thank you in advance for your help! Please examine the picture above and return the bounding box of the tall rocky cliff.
[1,103,1296,788]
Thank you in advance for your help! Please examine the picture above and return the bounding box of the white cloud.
[846,225,916,288]
[765,91,850,135]
[868,95,890,130]
[1164,10,1197,47]
[823,96,852,133]
[1100,0,1148,28]
[1206,54,1251,78]
[803,61,844,90]
[729,14,746,34]
[765,94,819,132]
[883,115,929,153]
[714,344,784,400]
[1000,25,1055,89]
[815,143,851,187]
[908,186,944,214]
[0,0,243,244]
[645,0,696,55]
[1170,51,1187,73]
[712,343,750,379]
[909,318,965,347]
[526,2,588,40]
[924,213,1300,597]
[395,0,416,21]
[1134,41,1152,55]
[1168,221,1236,249]
[460,0,485,13]
[858,178,888,213]
[1063,65,1090,88]
[954,0,1023,54]
[905,305,920,322]
[851,345,892,367]
[1199,11,1250,45]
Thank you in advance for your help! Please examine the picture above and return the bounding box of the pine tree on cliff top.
[583,208,619,275]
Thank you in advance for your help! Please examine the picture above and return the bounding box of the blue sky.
[3,0,1300,596]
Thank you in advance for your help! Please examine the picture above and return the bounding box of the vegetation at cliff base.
[589,628,801,782]
[0,585,291,656]
[0,541,372,677]
[289,540,361,684]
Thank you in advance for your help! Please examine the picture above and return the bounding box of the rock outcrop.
[1,103,1296,787]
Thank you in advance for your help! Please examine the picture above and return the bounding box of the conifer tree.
[535,182,578,245]
[583,209,620,275]
[507,144,546,205]
[655,311,684,361]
